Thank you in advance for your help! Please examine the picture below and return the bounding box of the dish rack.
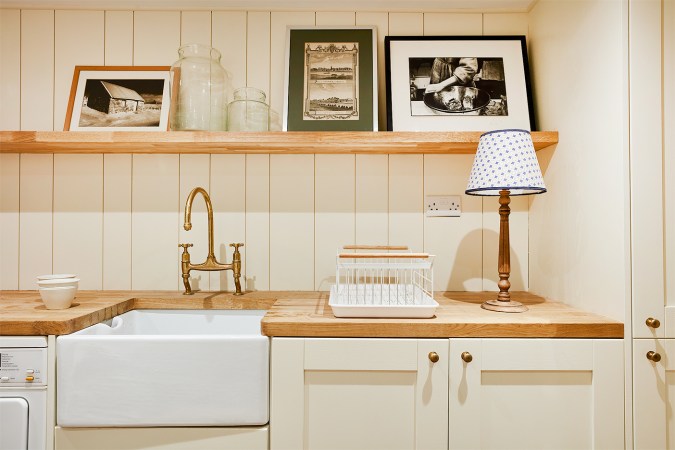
[329,245,439,318]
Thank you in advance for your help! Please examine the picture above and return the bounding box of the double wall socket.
[425,195,461,217]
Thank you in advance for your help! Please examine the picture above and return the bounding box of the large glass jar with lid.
[227,87,270,131]
[170,44,232,131]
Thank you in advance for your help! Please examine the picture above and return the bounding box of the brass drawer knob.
[646,318,661,329]
[428,352,439,363]
[461,351,473,363]
[647,351,662,362]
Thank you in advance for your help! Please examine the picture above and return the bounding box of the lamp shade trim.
[466,186,547,196]
[480,128,531,138]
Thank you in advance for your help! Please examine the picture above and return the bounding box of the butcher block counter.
[0,290,623,338]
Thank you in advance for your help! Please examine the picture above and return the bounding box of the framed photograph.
[385,36,535,131]
[283,26,378,131]
[64,66,173,131]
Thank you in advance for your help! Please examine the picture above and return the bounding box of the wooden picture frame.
[283,26,378,131]
[385,36,535,131]
[64,66,173,131]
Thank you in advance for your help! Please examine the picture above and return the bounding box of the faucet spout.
[184,187,216,259]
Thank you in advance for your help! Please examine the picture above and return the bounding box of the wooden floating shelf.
[0,130,558,155]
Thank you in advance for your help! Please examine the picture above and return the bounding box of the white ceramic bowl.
[39,286,77,310]
[37,274,76,281]
[37,278,79,288]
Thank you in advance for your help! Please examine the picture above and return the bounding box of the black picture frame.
[385,36,535,131]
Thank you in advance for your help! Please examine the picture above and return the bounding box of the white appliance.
[0,337,48,450]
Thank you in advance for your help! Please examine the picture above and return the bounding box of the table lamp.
[466,129,546,312]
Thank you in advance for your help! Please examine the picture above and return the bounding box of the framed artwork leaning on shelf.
[385,36,535,131]
[64,66,173,131]
[283,26,378,131]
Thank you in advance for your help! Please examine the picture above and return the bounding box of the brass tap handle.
[646,317,661,329]
[179,243,194,249]
[647,351,662,363]
[461,351,473,363]
[230,243,244,251]
[428,352,440,363]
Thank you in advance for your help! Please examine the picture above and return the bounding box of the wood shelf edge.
[0,130,559,154]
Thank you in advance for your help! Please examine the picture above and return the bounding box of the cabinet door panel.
[450,339,623,450]
[305,338,417,371]
[633,339,670,449]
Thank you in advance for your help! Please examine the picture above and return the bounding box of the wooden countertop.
[0,290,623,338]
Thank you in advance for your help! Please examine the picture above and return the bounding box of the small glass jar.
[227,87,270,132]
[170,44,232,131]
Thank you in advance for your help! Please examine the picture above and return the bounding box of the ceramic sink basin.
[56,309,269,427]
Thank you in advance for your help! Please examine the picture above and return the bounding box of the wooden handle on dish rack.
[338,253,430,259]
[342,245,409,251]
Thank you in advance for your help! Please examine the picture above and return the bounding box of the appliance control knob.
[26,369,35,374]
[25,376,34,382]
[0,377,9,382]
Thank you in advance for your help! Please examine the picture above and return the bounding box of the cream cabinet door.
[633,339,675,449]
[270,338,449,450]
[449,339,624,450]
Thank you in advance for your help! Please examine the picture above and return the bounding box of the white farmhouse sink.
[56,309,268,427]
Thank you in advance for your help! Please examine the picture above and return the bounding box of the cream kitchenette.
[0,0,672,449]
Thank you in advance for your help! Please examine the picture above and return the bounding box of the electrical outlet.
[425,195,461,217]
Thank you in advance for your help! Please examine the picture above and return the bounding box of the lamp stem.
[481,189,528,312]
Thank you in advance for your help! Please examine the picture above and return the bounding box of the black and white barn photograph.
[408,57,508,117]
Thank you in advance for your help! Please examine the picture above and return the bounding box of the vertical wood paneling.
[270,155,314,290]
[103,154,131,290]
[269,12,315,121]
[423,13,482,35]
[0,10,20,130]
[19,154,52,288]
[246,12,271,97]
[665,0,674,309]
[179,154,210,292]
[131,154,179,290]
[21,10,54,130]
[315,12,355,25]
[245,154,269,291]
[55,11,104,131]
[210,155,246,292]
[104,11,133,65]
[133,11,180,65]
[212,11,247,92]
[53,155,103,289]
[0,154,20,289]
[424,155,482,291]
[389,155,423,251]
[315,155,355,290]
[356,12,388,131]
[180,11,211,46]
[482,13,528,35]
[355,154,388,245]
[387,13,423,36]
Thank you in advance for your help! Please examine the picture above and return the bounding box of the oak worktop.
[0,290,623,338]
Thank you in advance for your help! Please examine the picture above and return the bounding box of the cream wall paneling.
[355,154,388,246]
[103,154,132,290]
[104,11,133,66]
[664,0,675,321]
[482,13,528,35]
[53,155,103,290]
[54,11,104,131]
[527,0,627,321]
[21,10,54,131]
[423,13,482,35]
[314,155,355,291]
[389,155,423,252]
[0,10,20,131]
[181,11,212,46]
[0,154,20,290]
[449,338,624,449]
[246,12,271,100]
[269,155,314,290]
[245,154,270,291]
[18,154,53,289]
[210,155,246,291]
[629,0,665,337]
[355,12,388,130]
[387,12,423,35]
[133,11,180,65]
[212,11,247,93]
[131,154,179,290]
[179,154,210,292]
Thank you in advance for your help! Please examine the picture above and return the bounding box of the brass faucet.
[179,187,243,295]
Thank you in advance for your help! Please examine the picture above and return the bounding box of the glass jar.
[170,44,232,131]
[227,87,270,132]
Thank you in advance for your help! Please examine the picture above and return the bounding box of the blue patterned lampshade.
[466,129,546,196]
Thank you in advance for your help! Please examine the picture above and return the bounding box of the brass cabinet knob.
[428,352,440,363]
[646,317,661,329]
[461,351,473,363]
[647,351,662,362]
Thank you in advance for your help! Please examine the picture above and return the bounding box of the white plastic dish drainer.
[329,246,439,318]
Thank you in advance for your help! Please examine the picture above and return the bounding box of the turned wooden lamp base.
[481,299,528,313]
